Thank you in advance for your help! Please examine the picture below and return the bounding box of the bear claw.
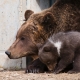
[25,68,40,73]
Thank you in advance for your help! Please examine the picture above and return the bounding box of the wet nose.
[5,51,11,56]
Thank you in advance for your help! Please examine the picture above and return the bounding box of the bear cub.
[39,31,80,74]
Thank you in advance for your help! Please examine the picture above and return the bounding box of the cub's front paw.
[54,68,63,74]
[68,70,79,74]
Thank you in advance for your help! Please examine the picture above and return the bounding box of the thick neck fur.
[52,0,80,27]
[32,0,80,44]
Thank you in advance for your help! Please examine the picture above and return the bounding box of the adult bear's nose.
[5,51,11,57]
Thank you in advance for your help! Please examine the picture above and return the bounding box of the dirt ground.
[0,70,80,80]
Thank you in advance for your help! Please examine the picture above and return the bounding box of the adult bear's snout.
[5,51,11,57]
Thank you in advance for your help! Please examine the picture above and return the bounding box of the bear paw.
[25,58,48,73]
[25,65,39,73]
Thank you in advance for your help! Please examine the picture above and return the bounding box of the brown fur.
[17,0,80,44]
[5,0,80,73]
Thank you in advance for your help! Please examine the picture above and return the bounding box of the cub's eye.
[21,37,25,40]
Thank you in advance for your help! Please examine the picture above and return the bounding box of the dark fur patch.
[39,32,80,73]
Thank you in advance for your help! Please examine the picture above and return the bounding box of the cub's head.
[39,41,58,71]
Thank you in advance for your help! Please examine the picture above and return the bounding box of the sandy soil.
[0,70,80,80]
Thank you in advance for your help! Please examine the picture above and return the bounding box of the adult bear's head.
[5,9,56,59]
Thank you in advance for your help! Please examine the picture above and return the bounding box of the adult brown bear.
[5,0,80,73]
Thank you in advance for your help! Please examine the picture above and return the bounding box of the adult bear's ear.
[42,12,54,23]
[40,12,56,31]
[24,10,34,21]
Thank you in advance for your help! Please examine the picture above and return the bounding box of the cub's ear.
[40,12,56,31]
[24,10,34,21]
[43,46,51,52]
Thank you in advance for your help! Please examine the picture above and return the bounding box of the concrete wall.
[0,0,26,70]
[0,0,50,70]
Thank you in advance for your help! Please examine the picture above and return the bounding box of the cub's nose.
[5,51,11,56]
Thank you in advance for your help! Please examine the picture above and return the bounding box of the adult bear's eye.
[47,61,50,64]
[21,37,25,40]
